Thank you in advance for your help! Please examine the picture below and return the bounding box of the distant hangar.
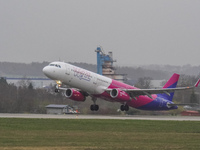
[46,104,78,114]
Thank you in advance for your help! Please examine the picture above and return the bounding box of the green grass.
[0,118,200,150]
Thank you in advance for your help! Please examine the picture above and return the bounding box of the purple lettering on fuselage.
[73,67,91,81]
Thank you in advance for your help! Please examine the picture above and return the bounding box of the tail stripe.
[163,73,179,88]
[157,73,179,101]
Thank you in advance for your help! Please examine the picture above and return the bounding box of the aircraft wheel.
[90,104,99,111]
[120,105,125,111]
[90,105,94,111]
[120,105,129,111]
[95,105,99,111]
[124,105,129,111]
[55,89,59,93]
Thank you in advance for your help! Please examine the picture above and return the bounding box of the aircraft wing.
[125,87,193,98]
[107,79,200,99]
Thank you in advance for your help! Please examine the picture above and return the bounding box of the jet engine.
[64,88,86,102]
[110,88,131,102]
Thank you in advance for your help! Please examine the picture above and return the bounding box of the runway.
[0,113,200,121]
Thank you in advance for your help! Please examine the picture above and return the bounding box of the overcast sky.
[0,0,200,66]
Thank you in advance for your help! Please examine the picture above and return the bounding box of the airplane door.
[65,64,73,84]
[93,75,97,85]
[65,64,70,75]
[92,75,98,93]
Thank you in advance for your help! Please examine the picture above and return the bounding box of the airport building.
[46,104,78,114]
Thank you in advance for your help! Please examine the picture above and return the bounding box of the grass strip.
[0,118,200,150]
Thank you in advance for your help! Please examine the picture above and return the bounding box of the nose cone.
[43,66,58,80]
[43,66,51,77]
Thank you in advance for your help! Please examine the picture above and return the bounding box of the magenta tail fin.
[163,73,180,89]
[158,73,180,101]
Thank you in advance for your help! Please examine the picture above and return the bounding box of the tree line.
[0,74,199,114]
[0,77,66,113]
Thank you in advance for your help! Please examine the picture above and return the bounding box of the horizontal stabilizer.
[168,103,199,107]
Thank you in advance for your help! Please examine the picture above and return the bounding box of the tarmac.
[0,113,200,121]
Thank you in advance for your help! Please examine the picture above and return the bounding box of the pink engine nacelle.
[64,88,86,102]
[110,88,131,102]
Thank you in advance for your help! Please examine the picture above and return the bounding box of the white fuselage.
[43,61,112,94]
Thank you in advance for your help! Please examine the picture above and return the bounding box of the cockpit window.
[49,64,61,68]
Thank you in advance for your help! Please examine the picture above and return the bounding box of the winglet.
[194,79,200,87]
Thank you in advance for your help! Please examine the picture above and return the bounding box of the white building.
[46,104,77,114]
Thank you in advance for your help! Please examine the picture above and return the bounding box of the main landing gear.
[90,98,99,111]
[120,104,129,111]
[90,104,99,111]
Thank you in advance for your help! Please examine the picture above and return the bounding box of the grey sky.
[0,0,200,66]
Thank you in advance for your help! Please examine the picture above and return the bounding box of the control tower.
[95,46,126,83]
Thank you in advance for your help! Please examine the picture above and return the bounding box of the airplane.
[43,61,200,111]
